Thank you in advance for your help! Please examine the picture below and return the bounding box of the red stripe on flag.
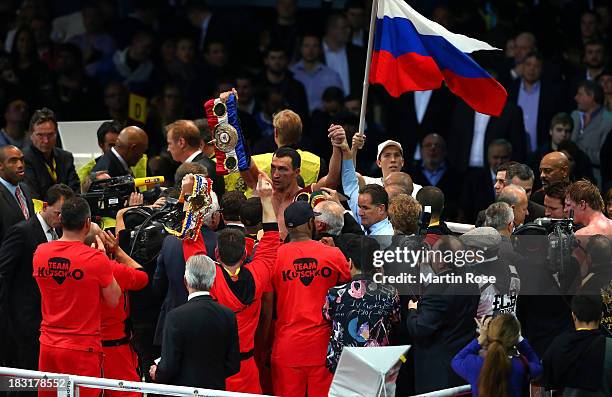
[441,69,507,116]
[369,50,443,96]
[369,50,507,116]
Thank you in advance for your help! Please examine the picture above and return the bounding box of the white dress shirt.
[187,291,210,301]
[36,213,54,242]
[468,112,491,167]
[323,41,350,95]
[185,150,202,164]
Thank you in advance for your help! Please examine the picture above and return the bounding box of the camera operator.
[513,227,574,357]
[565,179,612,236]
[543,181,570,218]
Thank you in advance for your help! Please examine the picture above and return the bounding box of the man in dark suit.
[0,144,35,365]
[459,140,512,224]
[407,133,461,220]
[507,52,566,153]
[404,236,480,394]
[322,13,366,97]
[165,119,223,196]
[0,184,74,371]
[448,100,527,174]
[152,173,219,347]
[387,87,455,160]
[23,108,80,200]
[92,126,149,178]
[0,145,35,241]
[150,255,240,390]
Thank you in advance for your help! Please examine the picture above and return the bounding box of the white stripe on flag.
[376,0,499,53]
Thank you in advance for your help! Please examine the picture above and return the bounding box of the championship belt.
[164,174,214,241]
[204,94,250,175]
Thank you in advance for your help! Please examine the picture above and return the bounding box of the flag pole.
[358,0,379,136]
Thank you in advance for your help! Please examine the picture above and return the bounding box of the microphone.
[134,176,165,188]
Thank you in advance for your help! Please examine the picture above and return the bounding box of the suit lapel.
[0,182,24,215]
[29,215,47,244]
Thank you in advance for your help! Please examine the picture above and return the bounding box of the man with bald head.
[498,185,530,227]
[384,171,418,197]
[92,126,149,177]
[532,151,570,205]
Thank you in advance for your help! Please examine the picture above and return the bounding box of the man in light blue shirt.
[290,35,343,113]
[341,141,393,245]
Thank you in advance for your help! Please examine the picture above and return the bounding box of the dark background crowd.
[0,0,611,209]
[0,1,612,397]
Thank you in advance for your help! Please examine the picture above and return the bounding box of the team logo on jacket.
[282,258,331,286]
[38,257,84,285]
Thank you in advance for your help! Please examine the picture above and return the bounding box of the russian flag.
[370,0,507,116]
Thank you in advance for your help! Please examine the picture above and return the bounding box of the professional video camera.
[513,210,579,290]
[118,198,177,264]
[81,175,164,218]
[532,212,579,278]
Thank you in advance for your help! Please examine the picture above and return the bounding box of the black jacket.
[91,149,131,178]
[156,295,240,390]
[460,167,495,224]
[0,216,48,369]
[507,79,566,150]
[404,269,480,393]
[322,43,366,97]
[23,145,80,200]
[0,181,34,241]
[386,87,455,159]
[407,162,462,220]
[448,101,527,173]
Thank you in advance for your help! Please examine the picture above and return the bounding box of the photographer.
[513,228,574,357]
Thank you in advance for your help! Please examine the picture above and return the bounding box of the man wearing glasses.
[23,107,80,200]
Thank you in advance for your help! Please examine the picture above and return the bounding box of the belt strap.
[240,349,254,361]
[102,336,130,347]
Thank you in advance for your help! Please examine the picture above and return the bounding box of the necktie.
[49,228,59,241]
[15,186,29,219]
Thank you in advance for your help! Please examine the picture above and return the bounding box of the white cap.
[377,140,403,159]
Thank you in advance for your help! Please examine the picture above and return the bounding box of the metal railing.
[410,385,471,397]
[0,367,271,397]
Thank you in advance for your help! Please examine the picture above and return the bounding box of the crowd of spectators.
[0,1,612,397]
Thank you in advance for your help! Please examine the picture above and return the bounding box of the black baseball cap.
[284,201,320,228]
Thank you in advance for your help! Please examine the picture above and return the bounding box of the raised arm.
[249,174,280,283]
[313,124,348,191]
